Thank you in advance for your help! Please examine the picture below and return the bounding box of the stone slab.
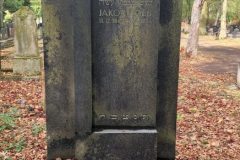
[92,0,160,127]
[14,7,39,57]
[13,57,41,75]
[76,129,157,160]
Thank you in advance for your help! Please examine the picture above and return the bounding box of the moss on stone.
[15,6,35,21]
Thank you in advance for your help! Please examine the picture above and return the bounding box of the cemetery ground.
[0,35,240,159]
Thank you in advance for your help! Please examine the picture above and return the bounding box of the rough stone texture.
[43,0,182,159]
[13,57,41,75]
[73,0,92,136]
[75,130,157,160]
[42,1,75,159]
[157,0,182,159]
[92,0,160,127]
[13,6,40,75]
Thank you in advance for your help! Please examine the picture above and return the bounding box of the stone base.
[13,56,41,75]
[76,129,157,160]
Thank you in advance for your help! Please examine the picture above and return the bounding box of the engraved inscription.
[98,0,154,24]
[99,0,154,6]
[97,114,151,121]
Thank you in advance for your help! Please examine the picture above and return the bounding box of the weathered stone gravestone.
[43,0,182,159]
[228,28,240,38]
[13,6,41,75]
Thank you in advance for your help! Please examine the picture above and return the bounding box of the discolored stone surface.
[157,0,182,159]
[73,0,92,136]
[43,0,182,159]
[43,1,76,159]
[13,6,40,75]
[76,130,157,160]
[13,57,41,75]
[92,0,160,127]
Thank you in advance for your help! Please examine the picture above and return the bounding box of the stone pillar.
[157,0,182,159]
[92,0,159,128]
[42,0,76,158]
[13,6,41,75]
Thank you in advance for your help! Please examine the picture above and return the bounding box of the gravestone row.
[43,0,182,159]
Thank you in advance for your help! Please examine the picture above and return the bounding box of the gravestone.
[43,0,182,159]
[228,28,240,38]
[13,6,41,75]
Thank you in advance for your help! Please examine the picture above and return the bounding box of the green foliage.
[30,0,42,17]
[182,0,240,24]
[3,10,13,23]
[3,0,41,21]
[182,0,194,23]
[177,114,184,121]
[6,138,26,152]
[3,0,25,13]
[32,124,45,136]
[227,0,240,24]
[0,113,15,131]
[0,108,19,132]
[23,0,30,6]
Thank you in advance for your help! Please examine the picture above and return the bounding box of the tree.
[0,0,3,75]
[182,0,195,23]
[186,0,205,57]
[199,1,208,35]
[3,0,24,13]
[2,0,41,23]
[30,0,42,17]
[219,0,228,39]
[0,0,3,28]
[23,0,30,6]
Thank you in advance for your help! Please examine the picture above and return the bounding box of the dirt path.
[181,34,240,75]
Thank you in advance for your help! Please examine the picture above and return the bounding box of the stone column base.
[13,56,41,75]
[75,129,157,160]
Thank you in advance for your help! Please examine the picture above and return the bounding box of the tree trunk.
[0,0,3,75]
[219,0,228,39]
[214,10,220,26]
[199,1,208,35]
[0,0,3,28]
[186,0,205,57]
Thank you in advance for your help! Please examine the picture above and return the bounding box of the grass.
[7,138,26,153]
[32,123,45,136]
[0,108,19,132]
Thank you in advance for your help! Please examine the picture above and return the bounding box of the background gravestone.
[13,6,41,75]
[43,0,182,159]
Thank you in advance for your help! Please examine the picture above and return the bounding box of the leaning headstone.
[13,6,41,75]
[43,0,182,159]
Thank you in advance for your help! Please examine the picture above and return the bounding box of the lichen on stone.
[15,6,36,21]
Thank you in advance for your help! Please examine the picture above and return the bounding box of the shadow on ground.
[197,45,240,75]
